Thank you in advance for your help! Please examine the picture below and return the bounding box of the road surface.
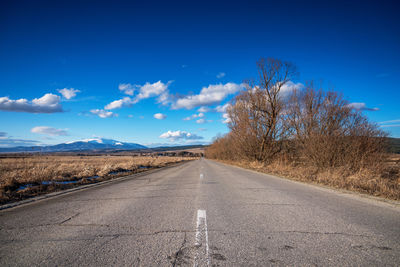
[0,159,399,266]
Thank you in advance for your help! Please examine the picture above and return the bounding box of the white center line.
[194,209,210,267]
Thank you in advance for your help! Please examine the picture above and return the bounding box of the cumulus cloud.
[153,113,167,120]
[280,81,304,95]
[105,97,133,110]
[136,81,171,102]
[251,81,304,99]
[57,88,80,99]
[105,81,172,110]
[90,109,117,118]
[118,83,135,96]
[0,93,63,113]
[222,113,231,124]
[172,82,244,110]
[196,118,206,124]
[159,130,203,141]
[346,102,379,111]
[198,106,210,113]
[31,126,68,136]
[183,112,204,121]
[216,72,226,78]
[215,103,230,113]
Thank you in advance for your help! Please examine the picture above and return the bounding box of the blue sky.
[0,0,399,147]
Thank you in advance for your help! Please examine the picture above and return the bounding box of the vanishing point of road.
[0,159,399,266]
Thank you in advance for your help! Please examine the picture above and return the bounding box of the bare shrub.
[287,82,387,170]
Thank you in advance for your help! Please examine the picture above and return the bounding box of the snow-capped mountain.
[0,138,147,152]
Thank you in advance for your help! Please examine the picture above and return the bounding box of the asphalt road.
[0,159,399,266]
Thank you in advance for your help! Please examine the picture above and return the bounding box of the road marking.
[200,173,204,179]
[194,209,210,267]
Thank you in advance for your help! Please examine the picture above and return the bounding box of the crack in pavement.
[172,232,187,267]
[59,212,80,225]
[0,230,196,243]
[234,203,300,206]
[1,225,373,239]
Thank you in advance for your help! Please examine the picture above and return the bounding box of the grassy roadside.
[0,155,196,204]
[210,156,400,201]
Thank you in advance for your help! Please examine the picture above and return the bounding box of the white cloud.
[379,118,400,128]
[118,83,135,95]
[90,109,117,118]
[159,130,203,141]
[105,97,133,110]
[0,138,40,147]
[0,93,63,113]
[105,81,172,110]
[157,91,171,106]
[215,103,230,113]
[222,113,231,124]
[279,81,304,97]
[183,112,205,121]
[135,81,171,104]
[216,72,226,78]
[0,132,42,147]
[198,106,210,112]
[172,82,244,110]
[153,113,167,120]
[380,124,400,128]
[57,88,80,99]
[196,118,206,124]
[31,126,68,136]
[346,102,379,111]
[379,119,400,124]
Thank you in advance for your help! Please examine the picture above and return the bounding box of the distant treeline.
[206,58,388,171]
[387,138,400,154]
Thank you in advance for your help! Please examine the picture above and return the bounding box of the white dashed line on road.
[194,209,210,267]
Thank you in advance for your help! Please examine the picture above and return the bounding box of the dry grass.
[0,155,195,204]
[215,154,400,200]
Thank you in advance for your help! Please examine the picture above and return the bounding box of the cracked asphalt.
[0,158,399,266]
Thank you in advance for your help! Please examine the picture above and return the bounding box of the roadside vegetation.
[206,58,400,200]
[0,155,195,204]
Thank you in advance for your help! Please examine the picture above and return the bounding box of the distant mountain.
[0,138,147,153]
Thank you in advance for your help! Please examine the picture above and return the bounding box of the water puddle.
[108,169,132,175]
[16,167,151,192]
[17,175,101,192]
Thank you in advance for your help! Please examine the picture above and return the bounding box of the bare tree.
[228,58,297,161]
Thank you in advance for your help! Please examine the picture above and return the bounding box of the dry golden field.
[214,154,400,200]
[0,155,195,204]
